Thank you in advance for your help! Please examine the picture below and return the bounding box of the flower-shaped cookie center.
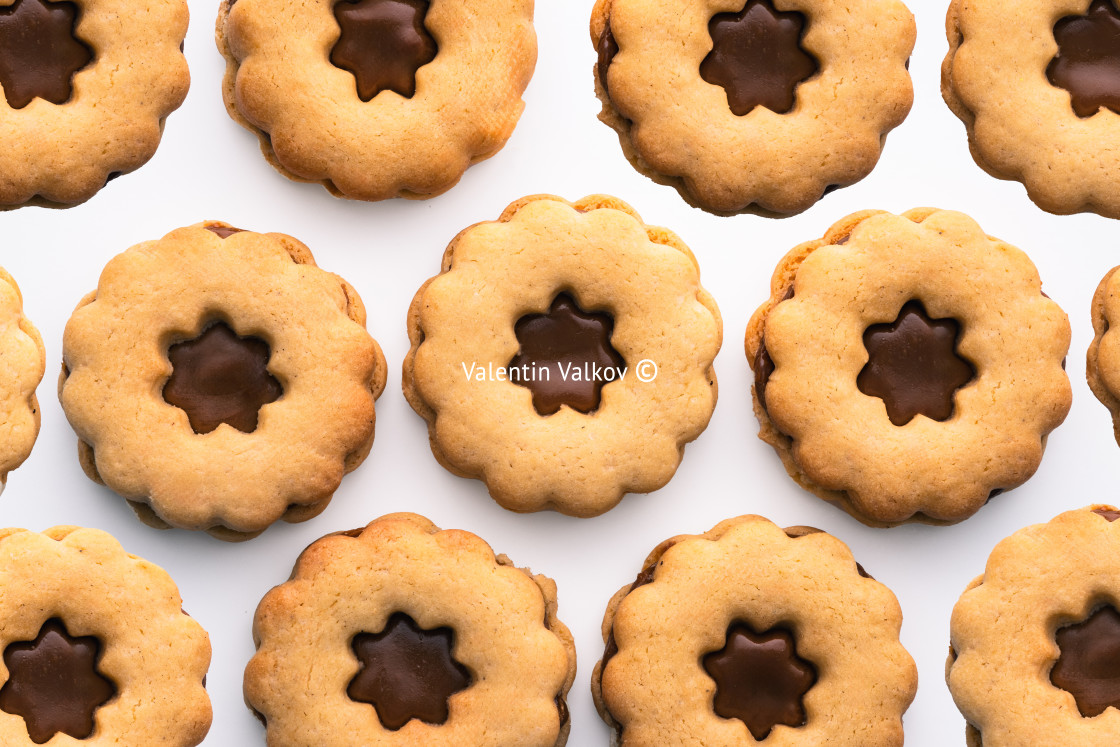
[702,623,817,741]
[0,0,92,110]
[508,293,627,416]
[330,0,437,101]
[1051,605,1120,717]
[699,0,818,116]
[162,321,283,435]
[1048,0,1120,118]
[347,612,472,730]
[0,619,116,744]
[857,300,975,427]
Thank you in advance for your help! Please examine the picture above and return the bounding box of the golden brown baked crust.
[948,506,1120,745]
[403,194,722,516]
[591,0,914,216]
[593,515,916,746]
[0,526,211,745]
[59,222,387,540]
[216,0,536,200]
[0,0,188,207]
[943,0,1120,217]
[245,513,576,746]
[746,208,1071,526]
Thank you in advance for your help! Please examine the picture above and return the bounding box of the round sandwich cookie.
[0,268,43,493]
[245,513,576,746]
[217,0,536,200]
[0,0,188,207]
[948,506,1120,746]
[747,208,1071,527]
[59,221,387,541]
[403,194,722,517]
[0,526,211,746]
[591,0,915,216]
[593,515,916,746]
[944,0,1120,218]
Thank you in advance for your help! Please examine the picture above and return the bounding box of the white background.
[1,0,1117,744]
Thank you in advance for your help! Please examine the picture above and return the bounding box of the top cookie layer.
[218,0,536,200]
[59,223,386,540]
[404,194,722,516]
[591,0,914,216]
[748,209,1071,525]
[944,0,1120,217]
[0,0,188,207]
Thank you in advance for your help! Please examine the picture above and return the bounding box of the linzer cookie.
[0,269,43,491]
[59,222,387,541]
[403,194,722,517]
[0,526,211,745]
[944,0,1120,217]
[1087,266,1120,443]
[590,0,914,216]
[216,0,536,200]
[593,515,916,745]
[948,506,1120,745]
[0,0,188,207]
[245,513,575,746]
[746,209,1071,526]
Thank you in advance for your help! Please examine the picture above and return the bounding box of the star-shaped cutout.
[856,300,975,427]
[0,619,116,744]
[508,293,627,416]
[699,0,818,116]
[162,321,283,435]
[0,0,92,110]
[1051,605,1120,717]
[703,623,817,741]
[1048,0,1120,118]
[347,613,472,731]
[331,0,437,101]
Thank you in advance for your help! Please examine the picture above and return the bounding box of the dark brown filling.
[331,0,437,100]
[0,0,91,110]
[0,619,116,744]
[699,0,818,116]
[1047,0,1120,117]
[596,23,618,95]
[1051,605,1120,717]
[1095,507,1120,522]
[703,622,816,740]
[509,293,626,416]
[162,321,283,434]
[856,300,974,427]
[348,612,472,730]
[205,225,243,239]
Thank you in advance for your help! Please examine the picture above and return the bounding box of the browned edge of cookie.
[1087,267,1120,445]
[0,267,44,482]
[940,0,1034,194]
[214,1,323,194]
[589,0,797,218]
[252,517,577,744]
[591,518,871,740]
[60,222,387,541]
[401,193,721,508]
